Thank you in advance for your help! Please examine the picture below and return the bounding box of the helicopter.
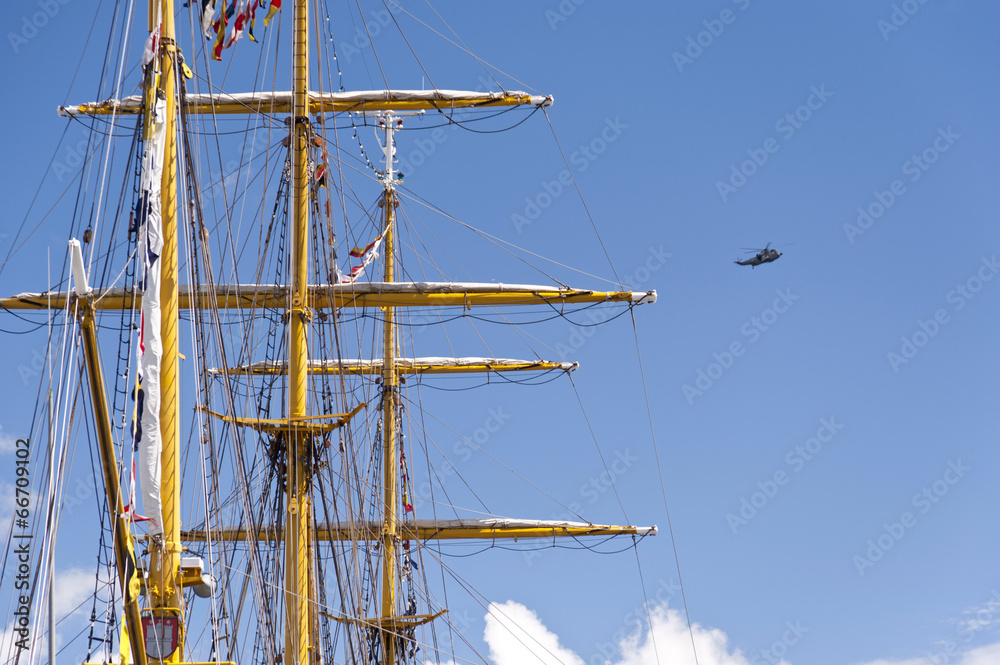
[735,243,782,268]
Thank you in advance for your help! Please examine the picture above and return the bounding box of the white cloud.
[53,567,97,618]
[612,603,773,665]
[954,592,1000,635]
[0,566,97,662]
[480,600,1000,665]
[0,479,14,536]
[0,479,42,544]
[853,642,1000,665]
[956,642,1000,665]
[484,600,768,665]
[0,424,20,454]
[485,601,585,665]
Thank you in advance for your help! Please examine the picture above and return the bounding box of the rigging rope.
[541,108,622,287]
[630,310,700,665]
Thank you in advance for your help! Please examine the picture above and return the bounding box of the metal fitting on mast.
[373,110,424,187]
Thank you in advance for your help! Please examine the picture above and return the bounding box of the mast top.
[373,110,424,186]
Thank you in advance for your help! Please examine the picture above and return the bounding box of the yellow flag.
[120,622,132,665]
[263,0,281,27]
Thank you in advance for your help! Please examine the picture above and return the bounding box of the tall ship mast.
[1,2,658,665]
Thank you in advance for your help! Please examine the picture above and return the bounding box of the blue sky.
[1,2,999,665]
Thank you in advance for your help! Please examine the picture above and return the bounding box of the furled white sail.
[58,89,553,116]
[2,283,658,309]
[135,96,166,537]
[403,518,658,535]
[213,357,580,375]
[182,519,657,541]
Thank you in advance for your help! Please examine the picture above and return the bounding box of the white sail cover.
[406,518,657,535]
[135,96,166,536]
[58,89,553,116]
[314,518,658,537]
[212,357,580,375]
[3,282,658,309]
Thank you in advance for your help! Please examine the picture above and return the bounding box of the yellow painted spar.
[330,610,447,631]
[181,520,658,542]
[58,90,552,117]
[76,298,150,665]
[0,284,656,311]
[196,402,366,434]
[215,358,579,376]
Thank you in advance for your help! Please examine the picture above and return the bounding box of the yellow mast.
[148,0,185,658]
[69,243,150,665]
[378,119,400,662]
[286,0,314,664]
